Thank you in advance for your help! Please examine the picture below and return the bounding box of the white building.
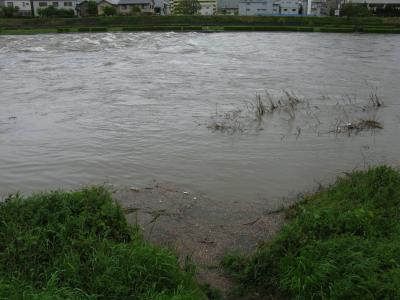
[1,0,33,16]
[31,0,78,16]
[153,0,169,14]
[199,0,216,14]
[238,0,306,15]
[239,0,273,15]
[218,0,239,14]
[341,0,400,4]
[338,0,400,11]
[308,0,328,15]
[117,0,154,15]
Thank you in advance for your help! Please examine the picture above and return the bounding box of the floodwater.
[1,32,399,208]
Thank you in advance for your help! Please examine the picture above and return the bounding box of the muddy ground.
[113,182,288,299]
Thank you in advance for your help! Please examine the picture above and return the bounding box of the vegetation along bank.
[223,166,400,299]
[0,16,400,34]
[0,165,399,299]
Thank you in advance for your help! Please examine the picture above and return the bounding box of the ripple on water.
[0,32,399,206]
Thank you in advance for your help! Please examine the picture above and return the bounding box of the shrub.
[103,6,117,16]
[1,6,19,18]
[90,27,107,32]
[340,3,372,17]
[87,0,98,16]
[57,28,71,33]
[38,7,75,18]
[173,0,201,15]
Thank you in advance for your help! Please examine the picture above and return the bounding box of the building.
[239,0,306,15]
[239,0,273,15]
[31,0,78,16]
[117,0,154,14]
[220,6,239,14]
[170,0,216,15]
[279,0,302,14]
[0,0,33,16]
[77,0,93,16]
[340,0,400,8]
[153,0,169,14]
[199,0,216,14]
[218,0,240,14]
[309,0,327,15]
[97,0,118,15]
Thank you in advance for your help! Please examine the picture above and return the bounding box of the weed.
[255,94,267,120]
[200,283,223,300]
[367,86,384,109]
[333,117,383,134]
[0,187,205,299]
[223,166,400,299]
[207,110,244,134]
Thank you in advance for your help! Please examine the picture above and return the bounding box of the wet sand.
[114,182,287,297]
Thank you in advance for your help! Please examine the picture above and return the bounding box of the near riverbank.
[0,165,399,299]
[1,16,400,34]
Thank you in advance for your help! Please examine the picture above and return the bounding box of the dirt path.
[113,183,286,299]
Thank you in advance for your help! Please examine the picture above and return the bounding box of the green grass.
[0,15,390,28]
[362,27,400,33]
[222,166,400,299]
[0,187,206,299]
[0,16,399,35]
[319,27,356,33]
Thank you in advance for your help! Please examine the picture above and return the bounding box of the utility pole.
[307,0,312,15]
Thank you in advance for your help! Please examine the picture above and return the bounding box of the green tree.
[87,0,98,16]
[131,5,141,15]
[38,6,75,17]
[340,3,372,17]
[174,0,201,15]
[2,6,19,17]
[103,5,117,16]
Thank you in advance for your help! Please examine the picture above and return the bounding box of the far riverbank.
[1,15,400,34]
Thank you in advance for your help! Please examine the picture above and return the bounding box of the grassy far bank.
[0,187,206,299]
[223,165,400,299]
[0,16,400,34]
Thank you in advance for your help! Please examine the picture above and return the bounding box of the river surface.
[1,32,399,208]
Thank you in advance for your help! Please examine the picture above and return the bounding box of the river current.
[1,32,399,207]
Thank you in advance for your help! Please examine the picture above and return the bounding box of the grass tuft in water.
[222,166,400,299]
[0,187,205,299]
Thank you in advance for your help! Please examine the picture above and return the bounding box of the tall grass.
[223,166,400,299]
[0,187,205,299]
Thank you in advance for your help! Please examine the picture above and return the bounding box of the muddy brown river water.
[1,32,400,208]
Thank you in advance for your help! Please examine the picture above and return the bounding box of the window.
[121,4,127,9]
[64,1,72,6]
[7,2,13,7]
[292,8,296,11]
[283,8,287,11]
[39,2,47,6]
[53,2,59,6]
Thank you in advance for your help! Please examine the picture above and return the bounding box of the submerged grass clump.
[0,187,205,299]
[223,166,400,299]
